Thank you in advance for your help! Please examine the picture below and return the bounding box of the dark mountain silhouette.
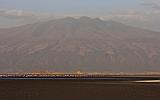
[0,17,160,73]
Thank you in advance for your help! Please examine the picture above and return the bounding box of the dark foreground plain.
[0,77,160,100]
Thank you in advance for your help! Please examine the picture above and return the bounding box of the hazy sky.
[0,0,139,15]
[0,0,160,17]
[0,0,160,31]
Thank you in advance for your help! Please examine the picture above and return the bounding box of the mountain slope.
[0,17,160,72]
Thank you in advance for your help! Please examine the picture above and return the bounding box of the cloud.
[0,9,34,19]
[101,9,160,31]
[0,8,56,28]
[0,8,55,20]
[141,2,160,9]
[140,0,160,9]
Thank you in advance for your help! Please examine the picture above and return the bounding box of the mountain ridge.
[0,17,160,73]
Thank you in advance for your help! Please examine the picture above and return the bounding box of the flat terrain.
[0,77,160,100]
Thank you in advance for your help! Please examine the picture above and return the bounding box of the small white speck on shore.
[135,80,160,83]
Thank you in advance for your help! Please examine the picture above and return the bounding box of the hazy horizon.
[0,0,160,31]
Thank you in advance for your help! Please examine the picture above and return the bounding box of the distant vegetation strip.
[0,72,160,78]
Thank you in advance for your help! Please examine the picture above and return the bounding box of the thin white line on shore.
[135,80,160,83]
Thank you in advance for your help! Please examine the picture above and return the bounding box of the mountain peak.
[79,16,92,20]
[63,17,76,21]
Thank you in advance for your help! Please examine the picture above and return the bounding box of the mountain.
[0,16,160,73]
